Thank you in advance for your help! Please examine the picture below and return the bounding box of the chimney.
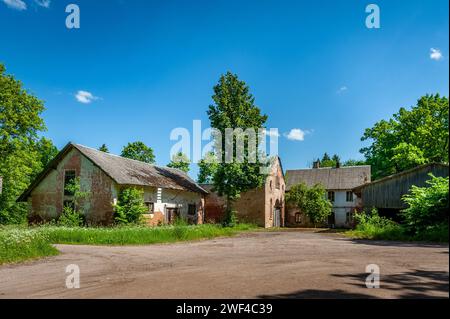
[313,160,321,169]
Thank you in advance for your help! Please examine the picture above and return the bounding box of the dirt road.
[0,230,448,298]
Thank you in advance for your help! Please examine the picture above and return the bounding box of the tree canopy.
[0,63,49,224]
[360,94,449,179]
[167,152,190,173]
[207,72,268,206]
[98,144,109,153]
[121,141,155,164]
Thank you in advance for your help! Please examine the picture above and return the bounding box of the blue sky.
[1,0,449,178]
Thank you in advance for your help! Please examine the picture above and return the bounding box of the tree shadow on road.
[258,269,448,299]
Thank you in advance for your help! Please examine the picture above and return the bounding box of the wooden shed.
[353,163,449,218]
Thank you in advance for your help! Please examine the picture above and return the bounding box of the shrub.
[402,174,449,235]
[351,209,406,240]
[58,205,85,227]
[222,210,238,227]
[114,188,148,224]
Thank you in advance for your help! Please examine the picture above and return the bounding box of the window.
[145,202,154,214]
[64,170,76,196]
[188,204,196,216]
[295,213,302,224]
[346,211,353,224]
[346,191,354,202]
[327,191,335,202]
[269,180,273,191]
[275,176,280,190]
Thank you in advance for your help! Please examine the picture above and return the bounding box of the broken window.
[64,170,76,196]
[346,191,353,202]
[327,191,335,202]
[145,202,154,214]
[63,200,75,211]
[188,204,196,216]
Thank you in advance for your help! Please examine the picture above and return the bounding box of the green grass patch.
[39,223,257,245]
[0,226,59,265]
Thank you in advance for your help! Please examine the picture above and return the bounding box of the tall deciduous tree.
[207,72,268,224]
[361,94,449,179]
[0,63,47,224]
[121,141,155,164]
[167,152,190,173]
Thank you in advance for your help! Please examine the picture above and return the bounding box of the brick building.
[18,143,208,225]
[201,157,285,228]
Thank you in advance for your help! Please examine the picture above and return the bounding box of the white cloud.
[2,0,27,10]
[430,48,443,61]
[285,128,309,141]
[337,86,348,94]
[75,90,100,104]
[34,0,50,8]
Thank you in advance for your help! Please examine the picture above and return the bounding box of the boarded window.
[327,191,335,202]
[64,170,76,196]
[346,191,353,202]
[188,204,196,216]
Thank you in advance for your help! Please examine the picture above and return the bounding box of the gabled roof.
[286,166,371,191]
[18,143,207,202]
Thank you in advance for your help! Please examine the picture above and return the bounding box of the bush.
[402,174,449,235]
[222,210,238,227]
[350,209,406,240]
[58,205,85,227]
[114,188,148,224]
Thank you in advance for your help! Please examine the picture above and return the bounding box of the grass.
[39,223,257,245]
[0,223,257,264]
[0,226,59,265]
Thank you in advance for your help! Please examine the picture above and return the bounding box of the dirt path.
[0,231,448,298]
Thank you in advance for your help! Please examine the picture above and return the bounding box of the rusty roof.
[18,143,207,201]
[286,166,371,191]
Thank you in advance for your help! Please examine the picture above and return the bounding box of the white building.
[285,163,371,228]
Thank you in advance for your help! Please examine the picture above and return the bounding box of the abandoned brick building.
[201,157,285,228]
[286,163,371,228]
[18,143,208,225]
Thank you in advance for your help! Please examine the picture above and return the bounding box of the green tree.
[114,188,148,224]
[286,183,332,227]
[58,178,89,227]
[167,152,190,173]
[98,144,109,153]
[207,72,268,225]
[0,63,47,224]
[197,152,219,184]
[121,141,155,164]
[361,94,449,179]
[35,137,58,169]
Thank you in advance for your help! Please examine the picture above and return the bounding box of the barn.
[17,143,208,225]
[353,163,449,220]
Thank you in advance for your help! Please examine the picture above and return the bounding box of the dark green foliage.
[197,152,219,183]
[98,144,109,153]
[121,141,155,164]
